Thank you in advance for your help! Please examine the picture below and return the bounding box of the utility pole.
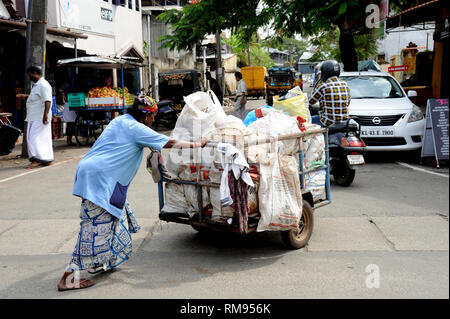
[215,32,224,94]
[22,0,48,157]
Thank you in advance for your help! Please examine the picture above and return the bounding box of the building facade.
[0,0,146,128]
[141,0,200,98]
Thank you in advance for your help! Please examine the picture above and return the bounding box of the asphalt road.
[0,99,448,299]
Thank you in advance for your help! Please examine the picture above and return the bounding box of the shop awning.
[0,17,88,39]
[386,0,441,30]
[57,56,144,69]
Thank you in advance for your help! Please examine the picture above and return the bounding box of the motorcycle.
[152,99,179,130]
[310,104,366,186]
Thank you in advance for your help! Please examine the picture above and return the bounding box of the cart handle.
[203,128,327,148]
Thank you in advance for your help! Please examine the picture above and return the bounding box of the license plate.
[361,127,395,137]
[347,154,365,165]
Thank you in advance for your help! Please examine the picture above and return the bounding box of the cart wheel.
[281,200,314,249]
[74,114,98,146]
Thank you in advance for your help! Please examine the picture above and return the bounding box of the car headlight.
[408,105,424,123]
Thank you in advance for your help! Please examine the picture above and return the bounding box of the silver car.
[340,72,425,151]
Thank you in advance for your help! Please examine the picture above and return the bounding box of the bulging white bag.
[257,153,303,232]
[171,90,227,141]
[166,90,227,173]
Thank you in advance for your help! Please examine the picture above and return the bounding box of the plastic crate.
[68,93,87,108]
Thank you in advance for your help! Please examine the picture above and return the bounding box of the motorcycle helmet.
[320,60,341,82]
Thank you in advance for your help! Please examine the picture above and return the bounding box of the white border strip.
[396,162,449,178]
[0,157,81,184]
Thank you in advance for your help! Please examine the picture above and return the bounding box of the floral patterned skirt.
[66,199,140,272]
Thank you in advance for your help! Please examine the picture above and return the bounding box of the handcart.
[57,56,144,146]
[157,128,331,249]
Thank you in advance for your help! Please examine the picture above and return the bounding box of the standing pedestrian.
[234,71,247,120]
[57,95,207,291]
[206,71,223,104]
[56,90,77,146]
[16,66,54,169]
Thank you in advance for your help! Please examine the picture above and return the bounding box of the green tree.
[222,32,274,68]
[157,0,270,50]
[158,0,405,71]
[307,27,382,63]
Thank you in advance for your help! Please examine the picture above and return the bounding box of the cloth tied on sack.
[228,171,250,233]
[146,148,178,183]
[217,143,254,232]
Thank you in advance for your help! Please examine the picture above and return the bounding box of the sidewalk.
[0,137,89,180]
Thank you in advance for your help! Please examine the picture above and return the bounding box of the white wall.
[48,0,143,56]
[114,4,143,55]
[378,27,435,60]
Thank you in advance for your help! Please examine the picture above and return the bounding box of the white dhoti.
[27,121,54,162]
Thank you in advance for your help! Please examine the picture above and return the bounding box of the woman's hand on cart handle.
[164,137,208,149]
[199,137,208,148]
[191,137,208,148]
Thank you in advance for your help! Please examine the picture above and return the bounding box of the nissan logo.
[372,117,382,125]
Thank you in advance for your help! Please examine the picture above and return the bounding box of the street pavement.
[0,99,448,299]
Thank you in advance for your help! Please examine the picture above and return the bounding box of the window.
[135,0,140,11]
[128,0,133,9]
[341,76,404,99]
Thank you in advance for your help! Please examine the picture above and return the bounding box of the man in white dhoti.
[17,66,54,169]
[234,72,247,120]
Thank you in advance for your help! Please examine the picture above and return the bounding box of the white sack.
[257,153,303,232]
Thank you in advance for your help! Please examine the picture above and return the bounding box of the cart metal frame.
[157,128,331,234]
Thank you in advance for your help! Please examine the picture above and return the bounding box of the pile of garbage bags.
[272,86,310,121]
[160,89,326,233]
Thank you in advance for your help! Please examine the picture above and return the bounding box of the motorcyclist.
[308,60,350,127]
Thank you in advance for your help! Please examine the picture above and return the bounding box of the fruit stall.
[57,56,143,145]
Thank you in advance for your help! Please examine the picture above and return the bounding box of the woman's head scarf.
[133,95,158,114]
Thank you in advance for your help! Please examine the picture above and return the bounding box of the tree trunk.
[338,25,358,72]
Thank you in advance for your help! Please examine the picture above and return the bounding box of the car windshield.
[340,76,404,99]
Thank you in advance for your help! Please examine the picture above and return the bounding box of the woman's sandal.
[87,266,105,274]
[57,278,95,291]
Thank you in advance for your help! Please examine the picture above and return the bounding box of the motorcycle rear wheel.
[332,160,356,186]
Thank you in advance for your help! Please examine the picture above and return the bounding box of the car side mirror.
[408,90,417,98]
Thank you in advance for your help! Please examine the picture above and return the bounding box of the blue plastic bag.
[243,105,274,126]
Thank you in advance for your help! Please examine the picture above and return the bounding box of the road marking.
[0,157,81,184]
[396,162,449,178]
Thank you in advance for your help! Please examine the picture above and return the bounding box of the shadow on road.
[90,225,291,293]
